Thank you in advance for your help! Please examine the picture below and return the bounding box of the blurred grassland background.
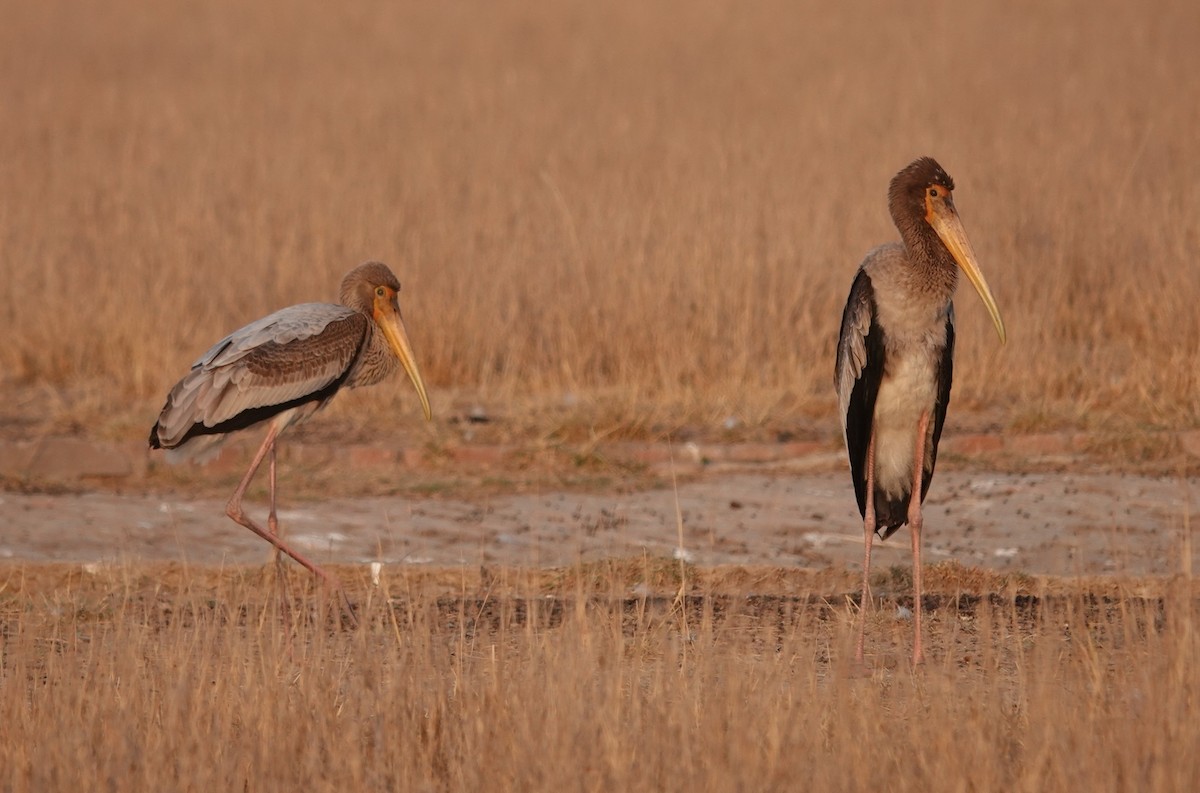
[1,0,1197,444]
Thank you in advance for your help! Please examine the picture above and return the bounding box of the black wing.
[835,270,887,519]
[921,305,955,501]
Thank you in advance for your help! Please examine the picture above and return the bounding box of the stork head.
[889,158,1006,345]
[341,261,433,420]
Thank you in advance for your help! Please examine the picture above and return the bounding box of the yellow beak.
[374,302,433,420]
[928,201,1007,344]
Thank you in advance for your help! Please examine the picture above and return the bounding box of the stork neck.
[902,227,959,297]
[348,324,400,388]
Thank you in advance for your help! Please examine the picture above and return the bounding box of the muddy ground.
[3,445,1196,578]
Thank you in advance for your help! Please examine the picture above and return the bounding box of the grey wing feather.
[194,303,353,368]
[153,304,367,449]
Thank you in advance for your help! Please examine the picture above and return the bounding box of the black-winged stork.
[835,158,1006,664]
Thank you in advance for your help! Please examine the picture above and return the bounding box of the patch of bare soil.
[2,469,1195,580]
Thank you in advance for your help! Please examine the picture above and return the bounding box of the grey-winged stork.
[150,261,432,588]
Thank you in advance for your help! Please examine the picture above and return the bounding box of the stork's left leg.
[908,411,931,665]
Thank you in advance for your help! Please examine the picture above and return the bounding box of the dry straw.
[1,0,1197,439]
[1,563,1198,790]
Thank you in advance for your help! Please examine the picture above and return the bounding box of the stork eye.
[930,188,939,197]
[375,286,387,298]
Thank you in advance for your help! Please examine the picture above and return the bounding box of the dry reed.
[3,3,1197,786]
[1,563,1197,791]
[1,0,1197,442]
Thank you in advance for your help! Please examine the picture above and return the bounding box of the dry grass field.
[1,0,1198,444]
[3,1,1200,789]
[2,564,1199,791]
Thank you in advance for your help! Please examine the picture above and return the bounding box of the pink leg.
[264,439,297,628]
[267,441,283,566]
[855,433,878,663]
[908,411,931,665]
[226,423,339,588]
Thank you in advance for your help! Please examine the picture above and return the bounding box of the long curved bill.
[375,304,433,420]
[928,204,1007,344]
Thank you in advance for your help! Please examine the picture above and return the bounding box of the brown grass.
[4,5,1197,785]
[2,0,1198,444]
[2,562,1198,790]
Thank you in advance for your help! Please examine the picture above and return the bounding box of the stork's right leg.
[855,433,878,663]
[267,441,284,568]
[225,424,338,587]
[907,412,931,666]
